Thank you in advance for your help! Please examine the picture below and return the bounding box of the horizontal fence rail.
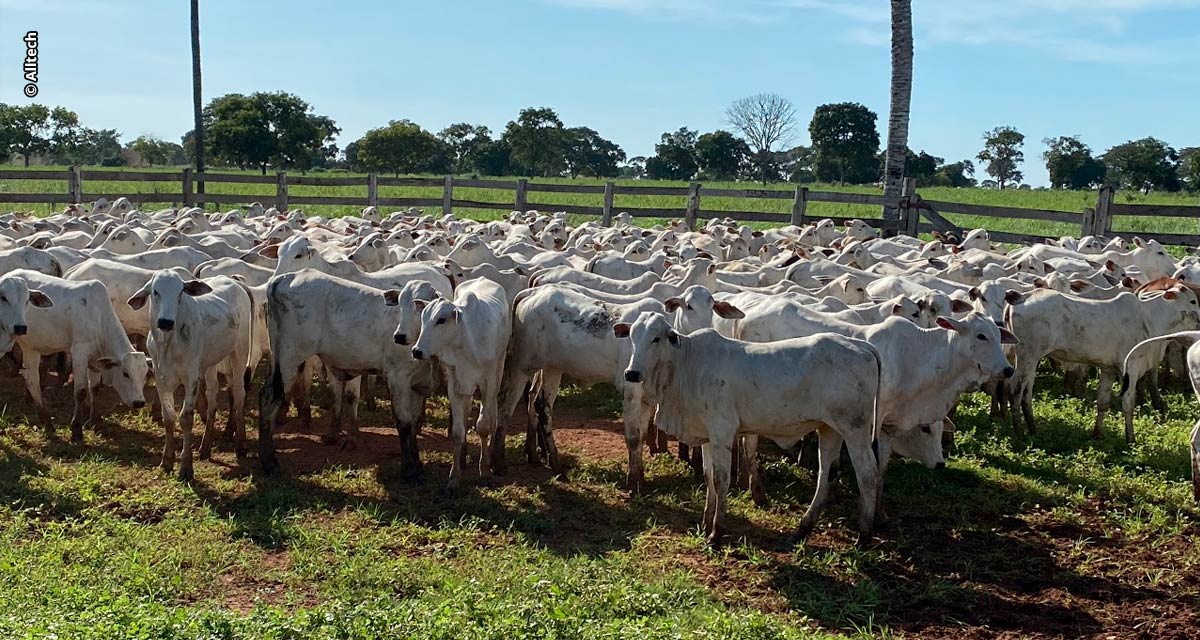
[1,168,1199,245]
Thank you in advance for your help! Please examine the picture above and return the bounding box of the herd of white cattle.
[2,195,1200,544]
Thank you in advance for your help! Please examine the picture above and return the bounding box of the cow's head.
[127,271,213,333]
[665,286,743,334]
[885,421,946,470]
[0,275,52,353]
[410,296,464,361]
[391,280,443,348]
[614,311,679,386]
[92,351,151,409]
[935,312,1017,383]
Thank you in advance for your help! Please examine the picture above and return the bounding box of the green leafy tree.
[809,102,881,185]
[0,103,52,166]
[621,156,647,179]
[1102,137,1181,194]
[563,127,625,178]
[1180,147,1200,191]
[785,145,816,183]
[502,107,566,177]
[1042,136,1106,189]
[438,123,493,173]
[341,140,361,171]
[60,128,123,165]
[977,126,1025,190]
[695,130,750,181]
[472,139,512,176]
[355,120,442,177]
[203,92,338,174]
[128,136,185,166]
[933,160,976,187]
[644,128,698,181]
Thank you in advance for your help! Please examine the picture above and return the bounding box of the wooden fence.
[2,168,1199,245]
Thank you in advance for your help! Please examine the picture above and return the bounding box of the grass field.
[2,165,1197,240]
[0,359,1198,638]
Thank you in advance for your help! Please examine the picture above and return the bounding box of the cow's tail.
[232,277,258,380]
[1121,331,1200,397]
[868,342,884,464]
[261,277,287,414]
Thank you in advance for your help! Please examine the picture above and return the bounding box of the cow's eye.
[976,333,988,341]
[295,254,303,259]
[123,372,130,379]
[0,296,6,303]
[652,337,661,343]
[911,313,919,318]
[921,425,932,434]
[686,304,694,311]
[435,318,446,325]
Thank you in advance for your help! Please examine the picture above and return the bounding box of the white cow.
[615,312,884,544]
[0,274,54,353]
[8,270,150,442]
[127,272,255,479]
[410,278,511,488]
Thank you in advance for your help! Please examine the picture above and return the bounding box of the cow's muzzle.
[132,400,146,409]
[1002,366,1014,379]
[157,318,175,331]
[624,370,642,383]
[394,333,408,345]
[411,348,425,360]
[12,324,27,336]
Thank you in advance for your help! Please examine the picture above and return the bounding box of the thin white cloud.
[545,0,1200,62]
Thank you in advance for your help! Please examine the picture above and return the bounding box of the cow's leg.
[342,377,362,449]
[1191,418,1200,502]
[364,374,379,412]
[293,357,317,431]
[478,374,502,479]
[69,355,93,443]
[228,365,248,459]
[1122,374,1139,445]
[177,370,200,481]
[1148,369,1167,415]
[198,368,220,460]
[501,366,537,464]
[793,427,843,542]
[741,435,767,507]
[158,382,178,474]
[1093,368,1115,439]
[446,389,471,491]
[324,374,346,445]
[620,385,647,494]
[535,369,564,475]
[388,377,425,482]
[844,430,881,544]
[701,440,733,546]
[258,351,304,475]
[20,351,51,430]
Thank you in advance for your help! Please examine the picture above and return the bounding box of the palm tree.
[190,0,205,195]
[881,0,912,236]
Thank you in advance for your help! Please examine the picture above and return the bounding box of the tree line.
[2,95,1197,193]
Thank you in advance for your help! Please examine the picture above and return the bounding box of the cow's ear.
[667,329,681,348]
[890,303,906,316]
[23,288,53,308]
[382,289,401,306]
[1033,277,1048,288]
[1164,289,1179,300]
[413,298,430,312]
[968,287,981,301]
[1105,259,1118,272]
[950,299,973,314]
[183,280,213,296]
[127,282,151,310]
[1133,236,1147,248]
[612,323,631,338]
[713,301,745,319]
[1122,276,1140,289]
[664,298,683,313]
[998,327,1020,344]
[1043,262,1054,274]
[1069,280,1092,292]
[935,316,967,333]
[258,243,281,259]
[1005,290,1025,305]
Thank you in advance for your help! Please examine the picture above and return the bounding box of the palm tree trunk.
[881,0,913,236]
[191,0,205,196]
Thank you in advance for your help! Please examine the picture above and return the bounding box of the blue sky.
[1,0,1197,185]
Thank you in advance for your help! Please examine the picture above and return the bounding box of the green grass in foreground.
[0,364,1198,638]
[3,165,1197,239]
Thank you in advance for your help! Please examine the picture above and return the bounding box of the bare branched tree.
[726,93,796,184]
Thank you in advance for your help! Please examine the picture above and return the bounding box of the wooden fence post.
[67,165,82,204]
[515,178,528,213]
[1095,186,1114,237]
[182,168,193,207]
[1081,207,1095,237]
[367,173,378,208]
[602,181,615,226]
[685,182,701,230]
[276,172,288,212]
[790,186,808,227]
[443,175,454,216]
[902,177,918,237]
